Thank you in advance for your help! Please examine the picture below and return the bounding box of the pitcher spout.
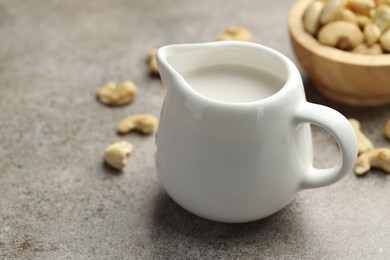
[156,44,197,94]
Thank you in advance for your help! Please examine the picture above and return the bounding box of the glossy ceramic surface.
[156,42,357,223]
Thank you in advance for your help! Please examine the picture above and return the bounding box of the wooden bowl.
[288,0,390,106]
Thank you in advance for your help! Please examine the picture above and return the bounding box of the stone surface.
[0,0,389,259]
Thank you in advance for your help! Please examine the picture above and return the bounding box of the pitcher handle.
[294,102,358,190]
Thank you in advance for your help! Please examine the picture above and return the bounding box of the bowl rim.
[288,0,390,67]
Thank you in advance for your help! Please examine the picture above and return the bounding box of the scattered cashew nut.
[148,48,159,75]
[349,118,374,154]
[385,119,390,139]
[97,81,137,106]
[215,26,252,41]
[354,148,390,175]
[318,21,364,50]
[104,141,133,170]
[117,114,158,135]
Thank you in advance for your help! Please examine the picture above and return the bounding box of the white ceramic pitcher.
[155,41,357,223]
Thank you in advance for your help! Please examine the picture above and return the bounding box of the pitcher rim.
[156,41,301,107]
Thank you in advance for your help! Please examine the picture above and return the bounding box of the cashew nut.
[380,28,390,51]
[117,114,158,135]
[347,0,376,16]
[385,119,390,140]
[104,141,133,170]
[335,8,358,24]
[356,14,372,28]
[354,148,390,175]
[373,4,390,32]
[349,118,374,154]
[318,21,364,50]
[303,0,325,34]
[375,0,390,5]
[96,81,137,106]
[353,43,384,53]
[148,48,159,75]
[215,26,252,41]
[364,23,382,45]
[320,0,346,24]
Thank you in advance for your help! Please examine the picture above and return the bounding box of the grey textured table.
[1,0,390,259]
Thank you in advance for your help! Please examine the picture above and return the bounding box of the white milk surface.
[182,64,284,103]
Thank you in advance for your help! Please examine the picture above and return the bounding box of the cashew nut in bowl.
[353,43,383,54]
[376,0,390,5]
[372,5,390,32]
[363,23,382,45]
[303,0,325,34]
[335,8,358,24]
[117,114,158,135]
[318,21,364,50]
[347,0,376,16]
[320,0,346,24]
[354,148,390,175]
[380,29,390,51]
[349,118,374,154]
[356,14,372,28]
